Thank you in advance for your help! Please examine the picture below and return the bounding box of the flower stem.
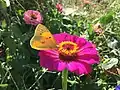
[62,69,68,90]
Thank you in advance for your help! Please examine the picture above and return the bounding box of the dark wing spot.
[46,37,49,39]
[41,41,45,44]
[49,37,51,38]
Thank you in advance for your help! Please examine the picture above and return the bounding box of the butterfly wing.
[30,24,57,50]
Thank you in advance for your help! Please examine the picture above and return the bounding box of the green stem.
[62,69,68,90]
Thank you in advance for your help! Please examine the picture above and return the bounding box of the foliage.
[0,0,120,90]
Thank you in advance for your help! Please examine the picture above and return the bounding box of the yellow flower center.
[58,41,79,61]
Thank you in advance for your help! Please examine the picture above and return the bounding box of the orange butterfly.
[30,24,57,50]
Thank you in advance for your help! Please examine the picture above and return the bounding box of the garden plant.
[0,0,120,90]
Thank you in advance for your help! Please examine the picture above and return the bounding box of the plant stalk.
[62,69,68,90]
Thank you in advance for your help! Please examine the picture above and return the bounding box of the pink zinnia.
[38,33,100,75]
[56,3,63,13]
[83,0,91,4]
[93,23,103,35]
[23,10,43,26]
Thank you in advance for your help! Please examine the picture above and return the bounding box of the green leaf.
[100,11,114,24]
[4,37,16,53]
[11,25,22,38]
[87,23,94,40]
[0,84,8,87]
[1,19,7,28]
[88,23,93,35]
[17,10,24,16]
[0,0,7,9]
[63,17,71,25]
[21,31,33,43]
[102,58,118,70]
[1,31,11,38]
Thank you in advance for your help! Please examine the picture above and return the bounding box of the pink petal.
[80,42,94,50]
[68,35,91,49]
[39,50,66,71]
[67,61,92,75]
[78,55,99,64]
[54,33,71,44]
[78,48,99,64]
[73,37,86,48]
[79,48,98,55]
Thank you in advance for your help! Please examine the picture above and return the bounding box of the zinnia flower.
[38,33,100,75]
[23,10,43,25]
[93,23,103,35]
[115,85,120,90]
[56,3,63,13]
[83,0,91,4]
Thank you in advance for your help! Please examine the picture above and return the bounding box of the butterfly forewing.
[35,24,49,35]
[30,24,57,50]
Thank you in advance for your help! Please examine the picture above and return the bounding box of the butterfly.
[30,24,57,50]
